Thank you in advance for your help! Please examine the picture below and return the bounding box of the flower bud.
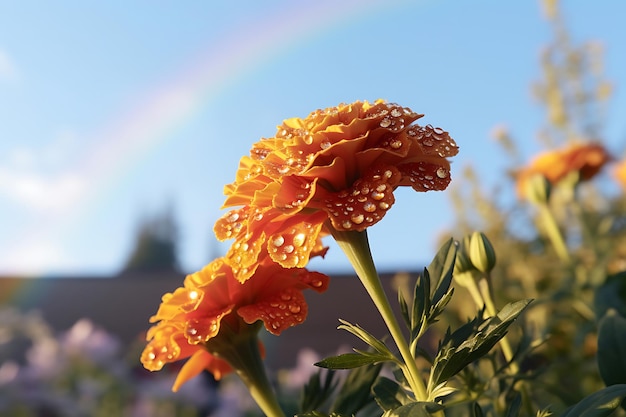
[468,231,497,273]
[453,237,478,288]
[524,174,551,205]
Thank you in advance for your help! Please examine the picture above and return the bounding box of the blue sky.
[0,0,624,277]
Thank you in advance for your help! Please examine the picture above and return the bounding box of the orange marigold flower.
[140,256,329,391]
[613,158,626,191]
[516,142,612,198]
[215,100,458,281]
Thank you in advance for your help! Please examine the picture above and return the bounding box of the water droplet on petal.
[363,202,376,212]
[351,214,365,224]
[380,117,391,128]
[342,220,353,229]
[273,236,285,247]
[436,168,448,178]
[371,191,385,200]
[320,141,331,150]
[292,233,306,247]
[283,244,295,254]
[289,305,301,314]
[391,108,402,117]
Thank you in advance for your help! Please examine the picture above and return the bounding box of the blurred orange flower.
[141,257,329,391]
[613,158,626,191]
[516,142,612,198]
[215,100,458,281]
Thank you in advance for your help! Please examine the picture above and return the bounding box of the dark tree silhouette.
[122,206,179,274]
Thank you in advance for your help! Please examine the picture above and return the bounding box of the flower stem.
[330,228,428,401]
[209,323,285,417]
[539,204,571,263]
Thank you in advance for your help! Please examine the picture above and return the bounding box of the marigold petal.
[172,350,232,392]
[142,324,185,371]
[214,208,249,241]
[324,166,401,232]
[398,161,452,191]
[184,307,233,345]
[273,176,316,214]
[266,212,327,268]
[224,233,266,282]
[409,124,459,158]
[238,287,308,335]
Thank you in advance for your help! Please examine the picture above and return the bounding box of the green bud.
[453,237,478,288]
[524,174,551,205]
[468,231,497,273]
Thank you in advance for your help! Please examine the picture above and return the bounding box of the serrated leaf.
[300,369,336,413]
[597,310,626,386]
[561,384,626,417]
[412,270,430,334]
[337,319,394,358]
[315,353,385,370]
[429,299,532,388]
[398,290,411,330]
[384,401,444,417]
[373,376,413,411]
[332,363,382,416]
[428,238,457,306]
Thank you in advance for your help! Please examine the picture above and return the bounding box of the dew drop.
[277,166,290,174]
[379,202,390,210]
[436,168,448,178]
[390,108,402,117]
[320,141,331,150]
[254,213,263,221]
[281,293,292,301]
[273,236,285,247]
[289,304,301,314]
[380,117,391,128]
[351,214,365,224]
[283,244,295,254]
[311,280,322,287]
[390,139,402,149]
[363,202,376,212]
[227,212,239,223]
[371,191,385,200]
[342,220,353,229]
[147,352,156,360]
[376,184,387,192]
[292,233,306,247]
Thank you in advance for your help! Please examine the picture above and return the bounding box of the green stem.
[539,204,571,263]
[331,228,428,402]
[209,323,285,417]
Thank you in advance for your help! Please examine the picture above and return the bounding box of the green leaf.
[561,384,626,417]
[398,289,411,330]
[597,310,626,386]
[412,269,430,335]
[337,319,395,358]
[429,299,532,388]
[428,238,457,307]
[315,353,386,370]
[505,392,522,417]
[384,401,444,417]
[331,363,382,416]
[300,369,337,413]
[594,272,626,320]
[373,377,413,411]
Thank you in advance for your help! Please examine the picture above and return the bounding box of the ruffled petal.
[323,165,401,232]
[172,350,232,392]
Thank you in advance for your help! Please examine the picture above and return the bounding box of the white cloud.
[0,168,86,212]
[0,240,78,275]
[0,48,19,82]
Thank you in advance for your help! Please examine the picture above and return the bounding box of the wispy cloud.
[0,48,19,82]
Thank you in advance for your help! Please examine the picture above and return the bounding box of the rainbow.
[1,0,401,296]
